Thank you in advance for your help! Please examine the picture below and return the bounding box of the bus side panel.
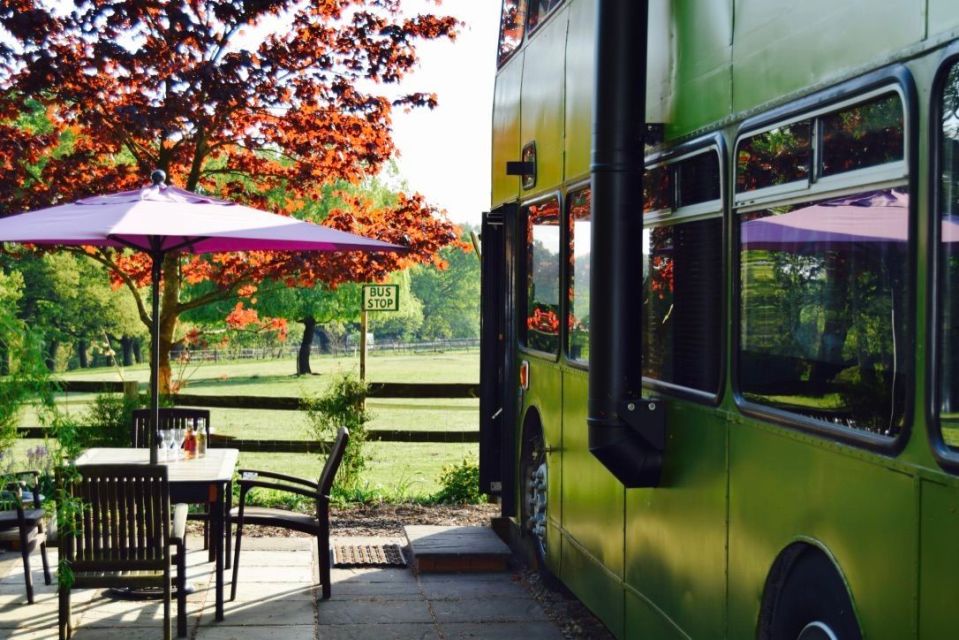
[560,368,627,632]
[522,357,564,570]
[919,478,959,637]
[928,1,959,37]
[731,0,922,113]
[521,8,568,199]
[625,588,689,640]
[668,0,733,137]
[727,425,917,640]
[564,0,595,182]
[491,55,523,208]
[624,402,728,639]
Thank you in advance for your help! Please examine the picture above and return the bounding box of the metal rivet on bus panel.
[627,402,636,412]
[648,403,656,411]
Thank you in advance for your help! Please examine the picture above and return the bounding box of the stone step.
[403,525,512,573]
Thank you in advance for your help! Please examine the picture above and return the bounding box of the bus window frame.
[564,179,592,370]
[732,65,918,455]
[496,0,527,69]
[640,135,727,405]
[928,45,959,475]
[519,191,564,362]
[526,0,562,36]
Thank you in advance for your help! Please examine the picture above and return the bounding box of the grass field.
[12,350,481,500]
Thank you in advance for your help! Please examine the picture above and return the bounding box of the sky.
[386,1,501,226]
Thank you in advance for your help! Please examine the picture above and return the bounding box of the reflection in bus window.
[739,189,909,436]
[939,63,959,449]
[821,93,904,176]
[528,0,561,32]
[737,121,812,192]
[643,218,722,393]
[498,0,527,65]
[676,151,721,208]
[643,164,672,213]
[525,198,561,353]
[568,189,591,363]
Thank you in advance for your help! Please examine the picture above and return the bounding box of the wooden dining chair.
[230,427,349,601]
[0,470,51,603]
[59,464,188,640]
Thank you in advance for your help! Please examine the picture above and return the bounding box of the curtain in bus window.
[939,62,959,449]
[821,93,904,176]
[528,0,560,31]
[525,198,561,353]
[737,121,812,192]
[498,0,527,65]
[642,217,722,393]
[568,189,591,363]
[739,189,909,436]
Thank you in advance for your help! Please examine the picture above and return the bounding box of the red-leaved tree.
[0,0,461,392]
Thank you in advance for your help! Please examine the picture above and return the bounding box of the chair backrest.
[62,464,170,573]
[317,427,350,496]
[131,408,211,448]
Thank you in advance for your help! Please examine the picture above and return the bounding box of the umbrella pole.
[149,249,163,465]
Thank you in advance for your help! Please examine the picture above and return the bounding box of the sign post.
[360,285,400,382]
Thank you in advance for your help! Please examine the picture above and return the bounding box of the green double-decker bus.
[479,1,959,638]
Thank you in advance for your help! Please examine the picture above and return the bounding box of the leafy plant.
[77,393,140,447]
[431,458,485,505]
[304,374,370,491]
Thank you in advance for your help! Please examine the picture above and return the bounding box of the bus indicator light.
[519,360,530,390]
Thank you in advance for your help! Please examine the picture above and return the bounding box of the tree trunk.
[120,336,134,366]
[297,316,317,375]
[0,339,8,376]
[77,339,89,368]
[132,338,142,364]
[44,339,58,372]
[152,254,181,396]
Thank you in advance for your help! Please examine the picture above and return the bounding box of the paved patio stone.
[0,534,575,639]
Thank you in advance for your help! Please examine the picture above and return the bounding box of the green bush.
[304,374,369,490]
[78,393,139,447]
[431,458,485,505]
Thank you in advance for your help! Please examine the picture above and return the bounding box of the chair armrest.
[236,469,317,489]
[170,503,188,544]
[236,479,318,502]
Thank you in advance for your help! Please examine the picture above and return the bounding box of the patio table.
[73,447,239,621]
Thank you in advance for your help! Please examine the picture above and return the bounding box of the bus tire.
[759,544,862,640]
[520,416,549,572]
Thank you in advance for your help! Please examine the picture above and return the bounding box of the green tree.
[411,227,481,340]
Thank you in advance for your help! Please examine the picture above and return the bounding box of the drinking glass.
[157,429,170,462]
[173,427,185,461]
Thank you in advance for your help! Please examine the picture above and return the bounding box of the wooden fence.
[19,380,480,451]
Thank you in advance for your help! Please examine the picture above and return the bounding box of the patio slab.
[0,532,566,639]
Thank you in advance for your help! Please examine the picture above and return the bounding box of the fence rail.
[34,379,481,450]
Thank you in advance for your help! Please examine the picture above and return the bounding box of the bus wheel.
[760,545,862,640]
[521,423,548,568]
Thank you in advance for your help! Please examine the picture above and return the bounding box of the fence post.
[122,380,139,404]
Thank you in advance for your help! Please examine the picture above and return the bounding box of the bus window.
[676,151,721,208]
[528,0,561,32]
[643,164,673,214]
[736,121,813,193]
[739,188,909,437]
[821,93,904,177]
[568,188,591,364]
[498,0,527,66]
[524,197,561,354]
[643,217,722,394]
[939,61,959,450]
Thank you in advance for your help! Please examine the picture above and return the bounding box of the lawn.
[11,350,481,500]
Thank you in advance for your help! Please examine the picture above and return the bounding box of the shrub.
[304,374,369,490]
[432,458,485,505]
[78,393,139,447]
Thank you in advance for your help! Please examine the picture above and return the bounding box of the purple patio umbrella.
[0,171,404,462]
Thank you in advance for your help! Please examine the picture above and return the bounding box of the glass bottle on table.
[196,426,206,457]
[184,426,196,459]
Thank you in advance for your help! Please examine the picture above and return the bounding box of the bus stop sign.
[362,284,399,311]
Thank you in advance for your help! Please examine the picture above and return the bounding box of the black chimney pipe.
[587,0,664,487]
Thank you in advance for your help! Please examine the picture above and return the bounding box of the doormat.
[333,543,406,567]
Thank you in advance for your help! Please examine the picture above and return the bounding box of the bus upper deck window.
[676,151,721,208]
[524,197,561,354]
[568,189,591,364]
[644,164,673,214]
[528,0,561,32]
[736,121,812,193]
[821,93,904,176]
[498,0,527,65]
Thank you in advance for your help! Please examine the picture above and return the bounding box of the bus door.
[480,204,519,517]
